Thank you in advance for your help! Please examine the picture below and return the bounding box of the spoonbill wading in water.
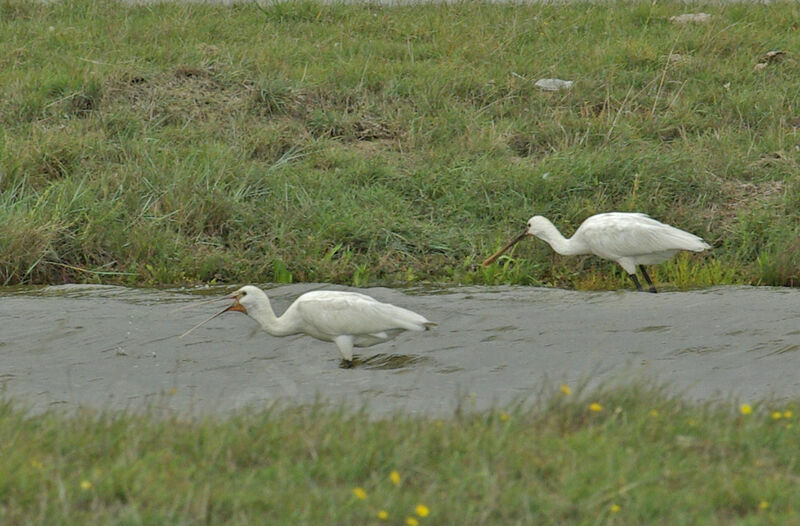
[483,213,711,293]
[180,285,435,366]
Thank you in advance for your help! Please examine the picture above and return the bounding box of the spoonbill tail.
[181,285,435,366]
[483,212,711,292]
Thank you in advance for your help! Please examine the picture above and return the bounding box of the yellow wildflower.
[771,411,783,420]
[783,410,792,419]
[377,510,389,520]
[352,487,367,500]
[500,411,509,422]
[390,470,401,486]
[30,459,43,469]
[649,409,659,418]
[740,404,752,415]
[759,500,769,510]
[589,402,603,412]
[415,504,430,517]
[610,503,621,513]
[560,384,572,395]
[406,517,419,526]
[80,480,92,491]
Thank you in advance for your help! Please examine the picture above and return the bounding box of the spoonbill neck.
[246,298,298,337]
[533,219,589,256]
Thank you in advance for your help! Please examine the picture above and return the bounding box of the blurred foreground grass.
[1,384,799,524]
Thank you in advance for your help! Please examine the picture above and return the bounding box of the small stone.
[759,50,786,64]
[534,78,573,91]
[670,13,712,24]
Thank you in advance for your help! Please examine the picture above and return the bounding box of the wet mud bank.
[2,284,799,416]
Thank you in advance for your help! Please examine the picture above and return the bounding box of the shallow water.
[2,284,799,416]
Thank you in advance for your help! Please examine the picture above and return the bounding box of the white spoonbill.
[181,285,435,366]
[483,212,711,292]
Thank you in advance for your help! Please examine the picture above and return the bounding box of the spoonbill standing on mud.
[180,285,435,366]
[483,212,711,292]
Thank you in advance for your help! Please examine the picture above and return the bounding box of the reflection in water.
[633,325,671,333]
[672,345,727,356]
[2,284,800,416]
[355,353,432,370]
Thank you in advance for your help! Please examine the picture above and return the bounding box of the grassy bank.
[1,0,800,289]
[1,385,798,524]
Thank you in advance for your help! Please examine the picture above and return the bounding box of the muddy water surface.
[2,284,799,416]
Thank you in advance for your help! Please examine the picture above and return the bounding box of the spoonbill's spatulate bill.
[483,212,711,292]
[181,285,435,366]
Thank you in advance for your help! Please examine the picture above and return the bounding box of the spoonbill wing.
[578,213,709,260]
[294,291,431,336]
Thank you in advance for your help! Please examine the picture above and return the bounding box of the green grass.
[2,0,800,290]
[5,5,800,523]
[1,384,799,524]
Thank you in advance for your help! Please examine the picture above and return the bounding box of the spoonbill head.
[182,285,435,367]
[483,212,711,292]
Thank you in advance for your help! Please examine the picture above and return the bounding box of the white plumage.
[183,285,435,365]
[484,212,711,292]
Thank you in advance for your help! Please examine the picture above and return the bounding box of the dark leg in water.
[639,265,658,293]
[629,273,643,291]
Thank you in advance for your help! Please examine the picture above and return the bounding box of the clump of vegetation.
[1,1,799,289]
[1,384,798,524]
